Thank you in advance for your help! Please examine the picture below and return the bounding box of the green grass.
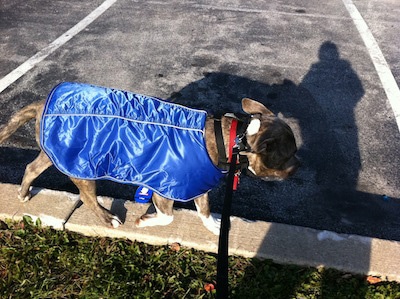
[1,216,399,298]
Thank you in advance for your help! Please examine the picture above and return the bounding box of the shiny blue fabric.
[40,82,224,201]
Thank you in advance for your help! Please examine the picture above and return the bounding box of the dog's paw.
[18,186,32,203]
[201,214,221,236]
[18,191,31,202]
[18,194,31,202]
[111,216,122,228]
[135,213,174,228]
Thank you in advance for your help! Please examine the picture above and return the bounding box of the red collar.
[230,119,240,190]
[213,116,250,189]
[228,118,238,163]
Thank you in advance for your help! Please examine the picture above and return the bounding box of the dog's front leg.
[194,193,221,235]
[135,193,174,227]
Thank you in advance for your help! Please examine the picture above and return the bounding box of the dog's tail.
[0,100,44,144]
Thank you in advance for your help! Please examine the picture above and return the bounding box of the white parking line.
[342,0,400,132]
[0,0,118,94]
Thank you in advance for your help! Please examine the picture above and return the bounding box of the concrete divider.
[1,183,399,282]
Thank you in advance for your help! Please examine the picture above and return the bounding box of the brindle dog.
[0,97,299,235]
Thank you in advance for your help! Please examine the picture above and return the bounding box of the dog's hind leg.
[194,193,221,235]
[135,193,174,227]
[69,177,121,228]
[19,150,53,202]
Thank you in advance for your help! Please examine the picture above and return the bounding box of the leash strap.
[216,147,238,299]
[214,115,251,297]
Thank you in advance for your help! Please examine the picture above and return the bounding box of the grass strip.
[1,216,399,298]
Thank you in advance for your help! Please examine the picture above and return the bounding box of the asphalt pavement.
[0,0,399,273]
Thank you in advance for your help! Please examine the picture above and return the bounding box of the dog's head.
[241,98,299,181]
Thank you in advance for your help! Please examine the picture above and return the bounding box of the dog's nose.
[286,156,300,176]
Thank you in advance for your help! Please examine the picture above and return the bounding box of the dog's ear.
[242,98,275,116]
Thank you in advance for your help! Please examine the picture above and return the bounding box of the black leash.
[214,115,252,298]
[216,145,240,299]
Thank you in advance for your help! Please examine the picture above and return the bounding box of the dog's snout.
[286,156,300,176]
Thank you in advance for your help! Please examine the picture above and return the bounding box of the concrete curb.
[1,183,399,282]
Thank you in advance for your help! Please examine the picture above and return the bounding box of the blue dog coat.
[40,82,224,201]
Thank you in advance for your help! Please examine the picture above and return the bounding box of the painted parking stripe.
[342,0,400,132]
[0,0,118,94]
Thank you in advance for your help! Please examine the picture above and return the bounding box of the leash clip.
[234,133,248,152]
[234,136,242,147]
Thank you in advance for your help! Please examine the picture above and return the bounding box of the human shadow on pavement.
[168,42,400,241]
[167,41,400,297]
[234,41,400,298]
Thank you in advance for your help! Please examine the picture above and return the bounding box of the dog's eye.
[261,148,296,170]
[261,154,281,169]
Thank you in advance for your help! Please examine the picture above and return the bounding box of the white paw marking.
[18,193,31,202]
[111,216,122,228]
[136,213,174,227]
[194,201,221,235]
[136,203,174,228]
[200,213,221,235]
[18,187,32,202]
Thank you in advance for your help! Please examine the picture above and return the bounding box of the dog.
[0,82,299,235]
